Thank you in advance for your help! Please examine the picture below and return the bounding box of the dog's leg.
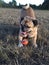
[33,36,37,48]
[18,34,23,47]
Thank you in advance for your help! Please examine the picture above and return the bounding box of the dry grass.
[0,8,49,65]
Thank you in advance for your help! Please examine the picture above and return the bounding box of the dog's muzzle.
[21,24,31,32]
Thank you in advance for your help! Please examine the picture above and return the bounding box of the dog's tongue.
[22,32,27,34]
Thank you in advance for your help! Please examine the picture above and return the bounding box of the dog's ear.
[20,18,24,23]
[32,20,38,26]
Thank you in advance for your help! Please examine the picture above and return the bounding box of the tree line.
[41,0,49,10]
[0,0,17,8]
[0,0,49,10]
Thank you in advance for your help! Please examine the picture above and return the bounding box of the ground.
[0,8,49,65]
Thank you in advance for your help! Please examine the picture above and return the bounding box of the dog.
[18,4,38,47]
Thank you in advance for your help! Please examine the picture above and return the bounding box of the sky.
[4,0,44,6]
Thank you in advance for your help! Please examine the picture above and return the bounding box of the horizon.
[4,0,44,6]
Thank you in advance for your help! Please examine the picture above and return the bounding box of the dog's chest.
[27,27,37,38]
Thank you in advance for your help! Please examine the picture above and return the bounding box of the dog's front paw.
[18,43,23,47]
[33,44,38,48]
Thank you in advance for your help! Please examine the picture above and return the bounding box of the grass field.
[0,8,49,65]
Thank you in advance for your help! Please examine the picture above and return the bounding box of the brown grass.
[0,8,49,65]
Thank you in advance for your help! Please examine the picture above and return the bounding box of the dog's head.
[20,16,38,32]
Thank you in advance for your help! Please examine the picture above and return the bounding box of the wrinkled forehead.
[21,16,32,23]
[23,16,33,21]
[20,16,33,22]
[21,16,34,26]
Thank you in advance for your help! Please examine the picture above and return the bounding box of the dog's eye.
[24,25,30,28]
[32,20,38,26]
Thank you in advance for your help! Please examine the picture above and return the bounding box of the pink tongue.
[22,32,26,34]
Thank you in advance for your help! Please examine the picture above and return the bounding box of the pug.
[18,4,38,47]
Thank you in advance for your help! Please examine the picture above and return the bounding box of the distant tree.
[30,4,38,9]
[0,0,17,8]
[12,0,17,7]
[0,0,7,7]
[42,0,49,9]
[0,0,3,7]
[38,4,42,9]
[9,2,13,8]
